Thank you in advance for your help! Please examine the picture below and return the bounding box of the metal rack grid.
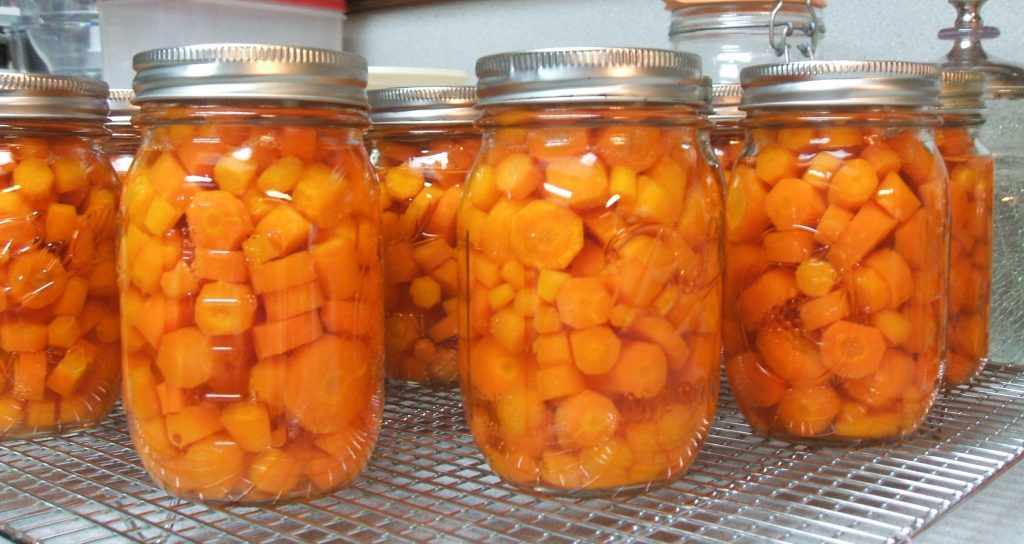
[1,362,1022,544]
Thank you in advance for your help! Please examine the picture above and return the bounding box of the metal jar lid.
[740,61,940,108]
[711,83,745,122]
[107,89,137,126]
[133,44,368,108]
[0,71,108,121]
[368,86,478,126]
[475,47,704,107]
[940,70,985,111]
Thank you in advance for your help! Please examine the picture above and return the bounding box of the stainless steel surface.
[475,47,704,107]
[1,363,1023,543]
[0,71,107,121]
[739,61,940,108]
[939,70,985,111]
[132,44,368,108]
[368,86,477,126]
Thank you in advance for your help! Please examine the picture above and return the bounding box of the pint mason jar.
[0,73,121,439]
[710,83,745,175]
[366,86,480,386]
[120,45,383,503]
[723,61,949,443]
[936,70,993,387]
[459,48,722,496]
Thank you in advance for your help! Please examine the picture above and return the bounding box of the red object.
[267,0,346,12]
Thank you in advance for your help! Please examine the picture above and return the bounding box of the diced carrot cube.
[278,127,318,161]
[213,153,258,196]
[24,400,57,429]
[253,204,313,256]
[44,203,78,245]
[12,352,48,401]
[764,177,826,230]
[799,289,850,331]
[412,238,454,273]
[165,403,223,448]
[142,196,184,235]
[186,190,253,250]
[13,158,54,201]
[314,235,361,299]
[873,171,921,222]
[860,141,902,177]
[2,322,47,352]
[47,316,81,348]
[292,162,345,229]
[156,381,186,414]
[250,448,301,495]
[827,201,898,271]
[428,313,457,342]
[632,316,690,370]
[762,230,815,264]
[537,364,587,401]
[321,299,373,337]
[45,341,96,397]
[220,401,272,453]
[195,282,257,336]
[156,327,216,389]
[814,204,854,245]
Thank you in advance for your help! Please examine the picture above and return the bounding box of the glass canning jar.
[724,61,948,444]
[366,86,480,386]
[0,72,121,439]
[710,83,745,176]
[104,89,138,179]
[121,44,383,504]
[936,70,993,387]
[667,0,826,84]
[459,47,722,496]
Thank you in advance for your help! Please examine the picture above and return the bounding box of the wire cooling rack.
[0,363,1022,544]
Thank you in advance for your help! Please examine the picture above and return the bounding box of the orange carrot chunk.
[509,200,584,270]
[252,311,324,360]
[764,177,826,230]
[554,389,620,449]
[827,201,897,271]
[156,327,216,389]
[756,326,830,385]
[820,320,887,379]
[185,190,253,250]
[774,385,842,437]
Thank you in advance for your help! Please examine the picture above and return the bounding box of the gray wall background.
[345,0,1024,77]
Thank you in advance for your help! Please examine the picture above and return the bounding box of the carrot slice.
[165,403,223,448]
[249,250,317,295]
[253,204,313,257]
[762,230,815,264]
[194,281,258,336]
[860,141,902,177]
[185,190,253,250]
[569,326,621,375]
[192,249,249,283]
[820,320,886,379]
[606,341,668,398]
[756,326,829,385]
[726,165,771,243]
[543,155,610,210]
[2,321,48,352]
[252,311,324,359]
[156,327,216,388]
[250,448,302,496]
[833,401,902,439]
[802,151,844,187]
[46,341,96,397]
[827,201,897,271]
[9,250,67,309]
[536,364,587,401]
[863,248,914,309]
[554,389,620,449]
[12,352,48,401]
[799,289,850,332]
[846,266,890,314]
[263,282,324,322]
[494,153,542,199]
[843,348,915,406]
[887,130,935,184]
[284,335,370,434]
[594,126,663,172]
[814,204,853,246]
[777,128,817,153]
[469,337,525,400]
[555,277,612,329]
[764,177,826,230]
[873,171,921,222]
[509,200,584,270]
[755,144,800,185]
[526,127,590,161]
[737,268,798,330]
[726,352,786,408]
[828,158,879,209]
[795,259,837,297]
[773,385,842,437]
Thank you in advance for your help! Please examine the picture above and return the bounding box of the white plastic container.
[98,0,346,88]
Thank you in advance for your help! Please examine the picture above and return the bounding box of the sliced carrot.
[860,141,902,177]
[799,289,850,331]
[819,320,887,379]
[813,204,853,246]
[863,248,914,309]
[873,171,921,222]
[554,389,620,449]
[494,386,548,439]
[756,326,829,385]
[194,281,258,336]
[755,144,800,185]
[509,200,583,270]
[494,153,542,199]
[827,201,897,271]
[540,452,588,490]
[762,230,815,264]
[569,326,621,375]
[536,364,587,401]
[165,403,223,448]
[9,250,67,309]
[470,337,525,400]
[777,127,817,153]
[726,352,786,408]
[606,341,668,398]
[535,332,573,368]
[726,165,771,243]
[526,127,590,160]
[902,304,939,354]
[828,158,879,210]
[489,308,527,353]
[423,185,462,244]
[1,321,47,352]
[846,266,890,314]
[46,341,96,397]
[250,448,302,496]
[764,177,826,230]
[773,385,842,437]
[24,400,57,429]
[887,130,935,184]
[737,268,798,330]
[594,126,663,172]
[843,348,915,406]
[284,335,369,434]
[833,401,902,439]
[253,204,313,257]
[411,238,454,273]
[631,315,690,369]
[190,249,246,283]
[794,259,837,297]
[555,277,612,329]
[802,151,844,187]
[184,190,253,250]
[818,127,864,151]
[156,327,216,389]
[252,311,324,360]
[264,282,324,322]
[543,155,610,210]
[249,250,317,295]
[11,352,47,401]
[894,208,939,270]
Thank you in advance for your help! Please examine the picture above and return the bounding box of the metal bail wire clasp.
[769,0,821,62]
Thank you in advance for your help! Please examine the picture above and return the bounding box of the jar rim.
[0,71,109,122]
[740,60,940,108]
[369,86,478,126]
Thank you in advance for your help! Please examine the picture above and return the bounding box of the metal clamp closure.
[769,0,821,62]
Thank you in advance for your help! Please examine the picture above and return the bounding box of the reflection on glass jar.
[459,48,721,497]
[120,45,383,504]
[104,89,139,180]
[0,73,121,439]
[724,61,947,444]
[367,86,480,386]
